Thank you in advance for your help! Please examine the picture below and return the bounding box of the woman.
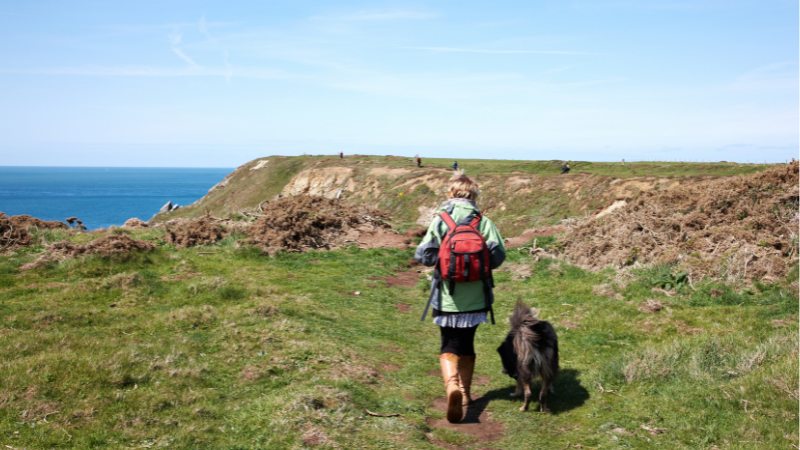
[414,171,506,422]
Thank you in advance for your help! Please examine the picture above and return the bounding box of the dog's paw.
[540,406,551,413]
[519,405,528,412]
[509,392,521,398]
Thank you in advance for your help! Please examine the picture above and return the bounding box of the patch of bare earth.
[562,162,800,282]
[379,363,401,373]
[772,317,797,327]
[638,299,664,314]
[505,225,567,248]
[329,363,381,383]
[395,302,413,312]
[379,343,404,354]
[592,284,623,300]
[497,262,533,281]
[370,271,421,288]
[428,395,504,448]
[25,282,70,289]
[240,365,266,382]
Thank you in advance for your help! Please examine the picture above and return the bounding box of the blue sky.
[0,1,797,167]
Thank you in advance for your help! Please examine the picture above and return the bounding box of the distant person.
[339,152,344,159]
[417,157,422,168]
[452,161,458,171]
[415,171,505,423]
[561,163,570,174]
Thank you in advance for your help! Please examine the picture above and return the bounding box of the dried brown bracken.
[0,213,32,249]
[247,196,393,254]
[562,162,799,282]
[164,215,224,248]
[8,215,68,230]
[47,235,155,258]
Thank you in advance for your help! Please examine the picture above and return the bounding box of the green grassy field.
[1,227,797,449]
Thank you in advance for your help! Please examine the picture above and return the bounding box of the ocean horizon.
[0,166,233,230]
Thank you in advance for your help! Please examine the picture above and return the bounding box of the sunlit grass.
[0,234,796,449]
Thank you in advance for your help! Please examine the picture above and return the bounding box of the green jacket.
[414,199,506,315]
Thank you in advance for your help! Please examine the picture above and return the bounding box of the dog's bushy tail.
[511,299,540,380]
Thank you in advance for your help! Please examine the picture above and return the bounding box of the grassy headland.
[152,156,778,238]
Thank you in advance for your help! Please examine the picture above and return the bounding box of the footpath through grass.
[0,233,797,449]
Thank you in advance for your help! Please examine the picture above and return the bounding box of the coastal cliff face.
[281,167,355,198]
[151,155,773,237]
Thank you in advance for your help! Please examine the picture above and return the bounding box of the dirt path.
[504,225,567,248]
[426,371,504,449]
[368,260,426,288]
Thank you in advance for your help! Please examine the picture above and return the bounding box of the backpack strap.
[468,212,482,228]
[439,211,457,231]
[478,255,495,324]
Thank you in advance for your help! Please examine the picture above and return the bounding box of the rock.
[208,179,230,193]
[160,201,173,213]
[124,218,149,229]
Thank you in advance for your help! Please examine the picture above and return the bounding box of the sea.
[0,167,233,230]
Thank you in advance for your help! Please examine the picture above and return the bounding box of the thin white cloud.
[737,61,796,80]
[198,15,232,83]
[570,1,741,11]
[167,29,198,66]
[313,10,436,21]
[727,61,798,92]
[407,47,602,55]
[0,66,299,80]
[168,29,182,46]
[171,48,198,66]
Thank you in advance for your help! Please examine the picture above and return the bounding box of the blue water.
[0,167,233,230]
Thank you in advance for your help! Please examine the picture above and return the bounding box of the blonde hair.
[447,170,479,200]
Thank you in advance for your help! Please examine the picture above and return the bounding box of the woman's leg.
[439,325,479,411]
[439,325,478,356]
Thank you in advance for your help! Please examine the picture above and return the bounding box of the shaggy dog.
[497,300,559,412]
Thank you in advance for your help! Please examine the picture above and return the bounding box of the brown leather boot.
[440,353,463,422]
[458,355,475,406]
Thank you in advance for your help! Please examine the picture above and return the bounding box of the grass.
[0,229,797,449]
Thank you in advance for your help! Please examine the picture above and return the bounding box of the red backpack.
[438,211,491,287]
[427,210,495,323]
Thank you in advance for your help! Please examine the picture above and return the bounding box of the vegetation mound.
[164,215,225,248]
[8,214,68,230]
[247,196,397,253]
[48,235,155,258]
[0,213,33,249]
[562,161,799,281]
